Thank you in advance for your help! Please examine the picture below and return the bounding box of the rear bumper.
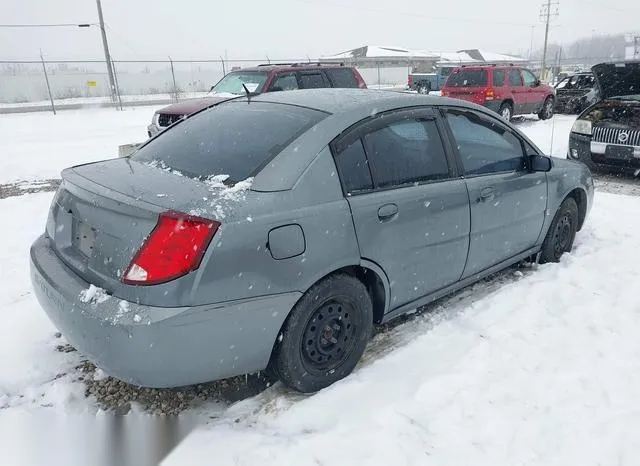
[30,234,300,388]
[568,133,640,172]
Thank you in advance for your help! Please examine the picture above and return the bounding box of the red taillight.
[441,89,448,96]
[123,212,219,286]
[408,75,414,87]
[484,88,495,100]
[353,69,367,89]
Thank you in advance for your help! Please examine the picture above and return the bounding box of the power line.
[0,23,95,28]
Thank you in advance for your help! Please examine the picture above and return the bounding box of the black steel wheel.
[301,299,358,375]
[539,197,579,263]
[271,274,373,393]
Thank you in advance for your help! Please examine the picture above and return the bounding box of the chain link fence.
[0,58,412,114]
[2,55,621,114]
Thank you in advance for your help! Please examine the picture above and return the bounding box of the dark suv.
[147,63,367,137]
[441,65,556,121]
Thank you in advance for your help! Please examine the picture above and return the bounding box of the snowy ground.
[0,92,209,110]
[0,106,157,184]
[1,106,640,465]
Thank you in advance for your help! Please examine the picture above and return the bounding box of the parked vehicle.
[568,61,640,174]
[555,72,599,114]
[31,89,593,393]
[146,63,367,137]
[440,65,556,121]
[408,66,455,93]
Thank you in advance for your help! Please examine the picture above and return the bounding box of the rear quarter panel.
[189,147,362,305]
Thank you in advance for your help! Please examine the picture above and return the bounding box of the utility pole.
[539,0,559,82]
[529,26,535,60]
[96,0,117,102]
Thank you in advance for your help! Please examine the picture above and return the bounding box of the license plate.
[605,145,634,159]
[72,220,96,258]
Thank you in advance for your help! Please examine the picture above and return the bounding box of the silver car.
[30,89,594,393]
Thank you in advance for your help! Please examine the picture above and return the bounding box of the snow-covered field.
[0,106,157,184]
[1,106,640,465]
[0,92,210,110]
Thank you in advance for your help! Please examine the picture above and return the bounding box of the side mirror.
[530,154,552,172]
[534,79,541,87]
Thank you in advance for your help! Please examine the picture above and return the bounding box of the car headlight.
[571,119,592,136]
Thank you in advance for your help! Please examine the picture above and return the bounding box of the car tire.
[499,102,513,121]
[272,273,373,393]
[539,197,579,264]
[538,97,555,120]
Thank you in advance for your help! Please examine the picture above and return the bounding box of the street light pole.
[96,0,117,102]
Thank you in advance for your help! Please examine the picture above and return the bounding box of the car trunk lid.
[47,158,253,289]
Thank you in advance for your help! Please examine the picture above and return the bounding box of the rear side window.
[132,102,326,182]
[446,70,488,87]
[493,70,505,87]
[299,72,329,89]
[333,139,373,194]
[363,118,450,188]
[325,68,358,88]
[509,69,523,86]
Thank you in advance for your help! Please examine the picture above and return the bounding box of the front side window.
[445,110,526,175]
[509,69,523,86]
[523,70,538,87]
[362,118,450,188]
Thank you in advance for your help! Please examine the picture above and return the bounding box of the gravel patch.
[593,172,640,197]
[55,343,273,415]
[0,178,60,199]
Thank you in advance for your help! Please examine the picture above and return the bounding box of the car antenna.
[242,83,255,101]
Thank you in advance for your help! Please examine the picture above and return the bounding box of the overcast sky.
[0,0,638,61]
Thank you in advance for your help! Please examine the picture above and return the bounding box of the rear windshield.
[212,71,268,95]
[446,70,488,87]
[131,102,327,182]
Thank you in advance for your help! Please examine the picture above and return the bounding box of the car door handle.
[377,203,399,221]
[479,187,496,202]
